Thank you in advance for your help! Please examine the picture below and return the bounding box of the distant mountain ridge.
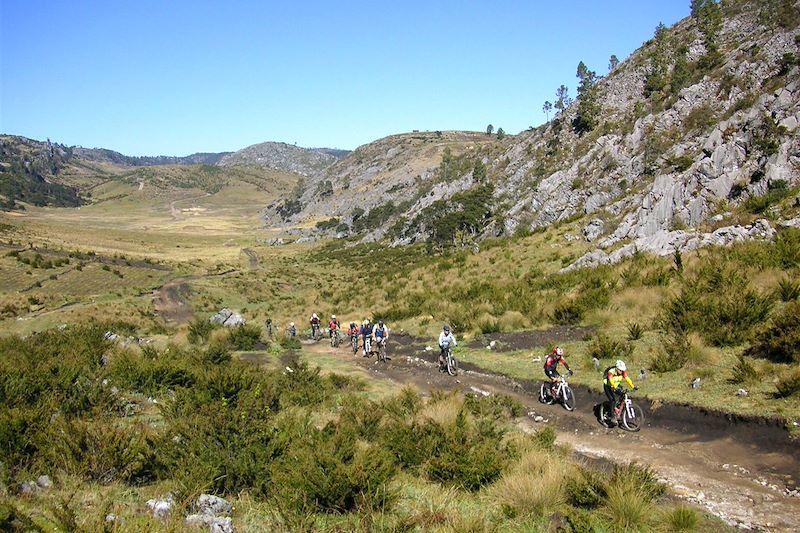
[0,135,348,209]
[217,141,350,176]
[72,147,232,167]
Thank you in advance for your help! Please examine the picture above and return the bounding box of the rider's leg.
[604,385,618,423]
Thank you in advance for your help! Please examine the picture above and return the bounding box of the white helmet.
[312,313,318,319]
[289,322,295,327]
[615,360,627,372]
[331,314,336,319]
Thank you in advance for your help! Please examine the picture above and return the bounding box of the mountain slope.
[217,141,349,176]
[270,0,800,260]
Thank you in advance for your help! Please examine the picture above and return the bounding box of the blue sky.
[1,1,689,156]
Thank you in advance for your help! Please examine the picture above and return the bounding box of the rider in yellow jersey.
[604,359,637,425]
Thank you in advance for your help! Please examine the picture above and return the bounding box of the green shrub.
[464,393,523,419]
[775,369,800,398]
[567,467,606,509]
[651,332,691,372]
[627,322,644,341]
[776,228,800,268]
[588,334,633,363]
[187,317,216,344]
[729,355,759,384]
[745,302,800,363]
[775,277,800,302]
[228,323,262,350]
[552,300,585,325]
[425,410,507,491]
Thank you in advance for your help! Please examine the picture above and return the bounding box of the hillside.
[271,0,800,262]
[217,141,349,176]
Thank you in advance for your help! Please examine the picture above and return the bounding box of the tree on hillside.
[486,124,494,135]
[496,128,506,140]
[573,62,601,135]
[554,85,572,113]
[691,0,723,68]
[643,22,671,99]
[542,100,553,121]
[608,54,619,72]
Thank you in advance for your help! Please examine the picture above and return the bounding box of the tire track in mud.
[304,334,800,532]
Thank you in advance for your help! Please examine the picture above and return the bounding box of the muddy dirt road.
[302,334,800,532]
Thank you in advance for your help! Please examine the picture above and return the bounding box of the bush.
[551,300,585,325]
[775,369,800,398]
[651,332,690,372]
[187,318,216,344]
[775,277,800,302]
[424,410,507,491]
[627,322,643,341]
[745,302,800,363]
[588,334,633,363]
[730,355,759,384]
[776,228,800,268]
[228,323,262,350]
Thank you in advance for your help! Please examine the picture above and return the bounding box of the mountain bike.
[350,333,359,355]
[599,388,644,432]
[311,323,320,341]
[442,344,458,376]
[539,374,575,411]
[330,328,340,348]
[363,335,372,357]
[375,337,387,362]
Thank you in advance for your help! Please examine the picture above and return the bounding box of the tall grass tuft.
[651,331,691,372]
[775,368,800,398]
[626,321,644,341]
[665,505,699,531]
[588,334,633,363]
[775,277,800,302]
[746,301,800,363]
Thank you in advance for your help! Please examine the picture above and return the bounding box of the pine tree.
[542,101,553,121]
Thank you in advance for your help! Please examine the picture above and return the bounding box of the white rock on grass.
[195,494,232,517]
[146,494,174,519]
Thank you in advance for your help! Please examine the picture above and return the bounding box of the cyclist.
[360,319,373,356]
[288,322,296,338]
[438,324,457,371]
[347,322,360,353]
[328,314,341,339]
[544,346,573,396]
[604,359,637,425]
[310,313,321,339]
[373,319,389,355]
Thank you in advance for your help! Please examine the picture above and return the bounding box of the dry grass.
[486,452,573,519]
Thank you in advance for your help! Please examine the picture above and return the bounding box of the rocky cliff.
[271,0,799,263]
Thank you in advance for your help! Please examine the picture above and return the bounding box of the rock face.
[263,5,799,262]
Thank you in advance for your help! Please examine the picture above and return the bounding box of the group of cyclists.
[286,313,636,426]
[307,313,390,357]
[544,345,637,426]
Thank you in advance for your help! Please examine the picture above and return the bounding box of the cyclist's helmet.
[615,360,627,372]
[312,313,318,319]
[289,322,294,327]
[350,322,356,328]
[443,324,450,332]
[553,346,564,357]
[331,314,336,320]
[378,319,384,326]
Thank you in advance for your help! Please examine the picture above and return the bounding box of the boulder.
[146,494,175,520]
[195,494,233,517]
[209,309,245,327]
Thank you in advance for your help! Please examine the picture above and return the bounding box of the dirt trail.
[303,335,800,532]
[152,280,192,325]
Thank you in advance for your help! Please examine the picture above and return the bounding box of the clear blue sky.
[1,1,689,156]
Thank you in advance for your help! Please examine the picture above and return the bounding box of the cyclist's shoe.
[610,414,619,425]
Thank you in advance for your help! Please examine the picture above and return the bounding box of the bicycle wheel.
[598,402,614,428]
[562,385,575,411]
[378,344,386,362]
[446,353,458,376]
[621,402,644,432]
[351,337,358,354]
[539,383,555,405]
